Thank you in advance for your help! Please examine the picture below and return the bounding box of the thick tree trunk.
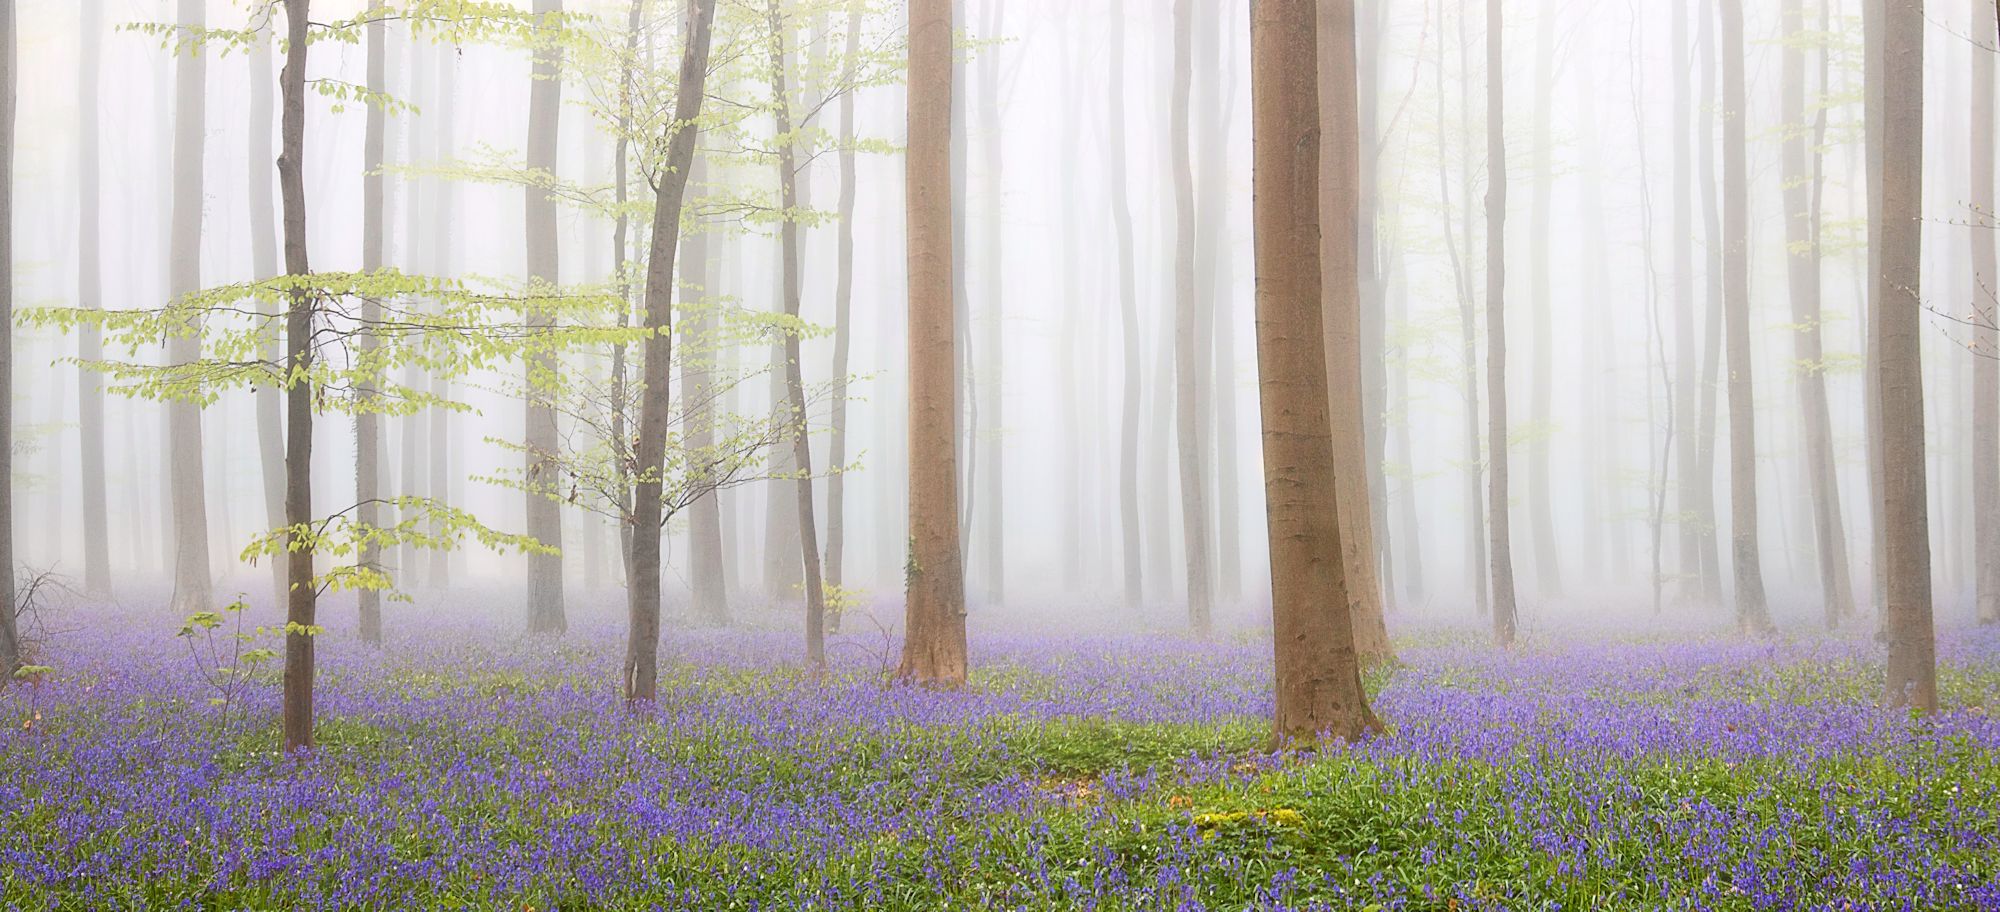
[766,1,831,668]
[1718,0,1772,633]
[1108,0,1143,610]
[523,0,567,635]
[78,0,110,597]
[278,0,317,754]
[1975,0,1999,625]
[356,6,387,645]
[1256,0,1379,745]
[1878,0,1934,711]
[168,0,213,617]
[1318,0,1392,664]
[824,0,864,624]
[627,0,719,704]
[899,0,969,687]
[0,0,17,676]
[1782,0,1855,629]
[1487,0,1519,646]
[1171,0,1214,634]
[1525,0,1560,599]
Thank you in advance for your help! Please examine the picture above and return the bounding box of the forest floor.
[0,600,1996,910]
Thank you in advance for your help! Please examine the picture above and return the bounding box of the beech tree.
[166,0,214,617]
[1973,0,1997,626]
[899,0,969,687]
[1718,0,1773,634]
[1487,0,1520,646]
[0,0,17,678]
[523,0,567,635]
[1170,0,1214,633]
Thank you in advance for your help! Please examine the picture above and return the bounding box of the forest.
[0,0,1997,908]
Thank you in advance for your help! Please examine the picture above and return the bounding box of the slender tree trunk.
[900,0,969,687]
[168,0,213,617]
[611,0,641,589]
[1718,0,1772,633]
[1672,0,1702,604]
[1196,0,1235,605]
[1446,0,1488,619]
[1487,0,1519,646]
[396,38,428,590]
[680,153,728,625]
[356,6,387,645]
[824,0,864,625]
[1975,0,1999,625]
[1864,0,1889,618]
[975,0,1005,606]
[0,0,17,676]
[77,0,110,598]
[1879,0,1934,711]
[1171,0,1214,634]
[523,0,567,634]
[1257,0,1379,745]
[1781,0,1856,629]
[766,1,830,668]
[1694,0,1726,606]
[278,0,317,753]
[427,51,455,589]
[626,0,720,704]
[1108,0,1143,610]
[1319,0,1392,664]
[1525,0,1560,598]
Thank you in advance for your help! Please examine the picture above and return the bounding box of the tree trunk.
[427,50,456,589]
[824,0,864,625]
[1525,0,1560,599]
[0,0,17,676]
[356,5,387,646]
[1197,0,1237,605]
[1487,0,1520,646]
[1975,0,1999,626]
[975,0,1005,607]
[1171,0,1214,634]
[680,152,728,626]
[78,0,110,598]
[1863,0,1888,618]
[766,0,831,668]
[396,38,428,590]
[1445,0,1488,619]
[278,0,317,754]
[1256,0,1379,745]
[627,0,720,704]
[1108,0,1143,611]
[1694,0,1725,606]
[1672,0,1701,605]
[1878,0,1934,712]
[899,0,969,687]
[168,0,213,617]
[611,0,640,590]
[1319,0,1392,664]
[523,0,567,635]
[1781,0,1856,629]
[1718,0,1772,633]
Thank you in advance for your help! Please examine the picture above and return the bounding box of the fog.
[4,0,1996,637]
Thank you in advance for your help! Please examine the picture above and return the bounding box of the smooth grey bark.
[1782,0,1856,628]
[1171,0,1213,633]
[766,0,830,667]
[356,5,387,645]
[78,0,110,597]
[1864,0,1888,616]
[823,0,864,622]
[974,0,1005,606]
[1718,0,1772,633]
[1879,0,1933,711]
[610,0,641,590]
[1108,0,1142,610]
[1672,0,1701,603]
[1974,0,1999,625]
[627,0,720,703]
[1487,0,1519,646]
[1358,3,1394,614]
[278,0,317,753]
[1693,0,1725,606]
[167,0,213,617]
[1197,0,1236,604]
[680,152,728,625]
[523,0,567,634]
[0,0,17,675]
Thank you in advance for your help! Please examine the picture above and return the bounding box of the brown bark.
[168,0,213,617]
[1782,0,1855,629]
[1318,0,1391,664]
[1486,0,1519,646]
[1719,0,1772,633]
[524,0,567,635]
[1172,0,1214,633]
[1878,0,1934,712]
[356,5,387,646]
[1973,0,1998,625]
[625,0,719,704]
[1108,0,1142,610]
[1258,0,1379,745]
[899,0,969,687]
[278,0,317,753]
[766,0,830,668]
[78,0,110,597]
